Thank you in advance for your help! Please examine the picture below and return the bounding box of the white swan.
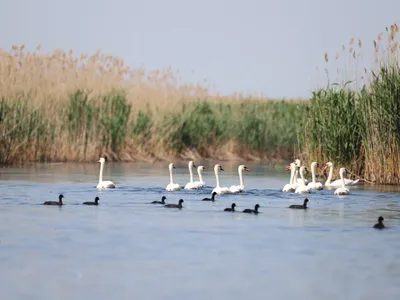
[334,168,350,195]
[229,165,249,193]
[282,163,297,192]
[96,157,116,189]
[294,159,309,185]
[307,162,324,190]
[184,160,198,190]
[166,163,181,191]
[324,162,360,187]
[212,164,230,195]
[193,165,206,188]
[295,166,311,194]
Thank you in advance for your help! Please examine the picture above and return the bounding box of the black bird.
[289,198,309,209]
[224,203,236,212]
[243,204,260,214]
[43,194,64,206]
[202,192,217,202]
[83,197,100,205]
[373,216,385,229]
[151,196,166,204]
[164,199,184,209]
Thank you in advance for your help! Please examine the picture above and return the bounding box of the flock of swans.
[96,157,360,196]
[40,157,387,229]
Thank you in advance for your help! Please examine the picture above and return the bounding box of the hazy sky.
[1,0,399,98]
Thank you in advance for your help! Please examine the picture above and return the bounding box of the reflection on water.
[0,162,400,300]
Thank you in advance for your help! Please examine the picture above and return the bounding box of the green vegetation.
[299,24,400,184]
[0,91,305,164]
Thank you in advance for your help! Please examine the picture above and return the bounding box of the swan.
[229,165,249,193]
[166,163,181,191]
[97,157,116,189]
[295,166,311,194]
[294,159,309,185]
[307,162,324,190]
[192,165,206,188]
[334,168,350,195]
[212,164,230,195]
[282,163,297,192]
[184,160,198,190]
[324,162,360,187]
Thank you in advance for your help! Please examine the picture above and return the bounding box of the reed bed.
[300,23,400,184]
[0,45,305,164]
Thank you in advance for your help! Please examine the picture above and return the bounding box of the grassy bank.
[0,45,306,164]
[299,23,400,184]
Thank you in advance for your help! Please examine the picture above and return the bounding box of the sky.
[1,0,399,98]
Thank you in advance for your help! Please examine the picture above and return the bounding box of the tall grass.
[300,23,400,184]
[0,45,305,164]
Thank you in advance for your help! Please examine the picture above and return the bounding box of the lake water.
[0,161,400,300]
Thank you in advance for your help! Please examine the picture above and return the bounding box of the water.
[1,161,400,300]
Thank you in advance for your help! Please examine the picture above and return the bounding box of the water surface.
[1,162,399,300]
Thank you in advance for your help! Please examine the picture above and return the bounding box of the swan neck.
[169,167,174,184]
[289,167,295,184]
[215,168,221,188]
[239,168,244,187]
[198,169,203,182]
[326,165,334,185]
[340,170,345,188]
[189,164,194,183]
[98,161,104,183]
[300,169,306,185]
[312,165,316,183]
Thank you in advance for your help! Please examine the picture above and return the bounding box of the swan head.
[378,216,384,223]
[294,159,301,167]
[162,196,167,201]
[231,203,236,208]
[95,196,99,203]
[169,163,176,170]
[323,162,333,170]
[299,166,308,174]
[311,161,319,168]
[189,160,196,168]
[339,167,347,175]
[178,199,184,205]
[198,166,205,172]
[214,164,224,172]
[239,165,250,172]
[97,157,105,164]
[59,194,64,201]
[303,198,309,205]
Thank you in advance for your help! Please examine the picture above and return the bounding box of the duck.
[164,199,184,209]
[211,164,230,195]
[202,192,217,202]
[334,168,350,195]
[243,204,260,214]
[150,196,166,204]
[184,161,199,190]
[166,163,181,191]
[43,194,64,206]
[96,157,116,189]
[229,165,249,193]
[373,216,385,229]
[307,162,324,190]
[83,197,99,205]
[324,162,360,187]
[294,166,311,194]
[282,163,297,192]
[224,203,236,212]
[289,198,309,209]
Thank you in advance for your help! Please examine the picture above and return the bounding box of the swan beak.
[285,165,290,171]
[193,164,197,168]
[173,165,176,169]
[244,167,250,171]
[96,159,100,163]
[220,167,224,171]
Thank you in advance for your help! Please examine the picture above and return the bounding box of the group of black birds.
[42,192,386,229]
